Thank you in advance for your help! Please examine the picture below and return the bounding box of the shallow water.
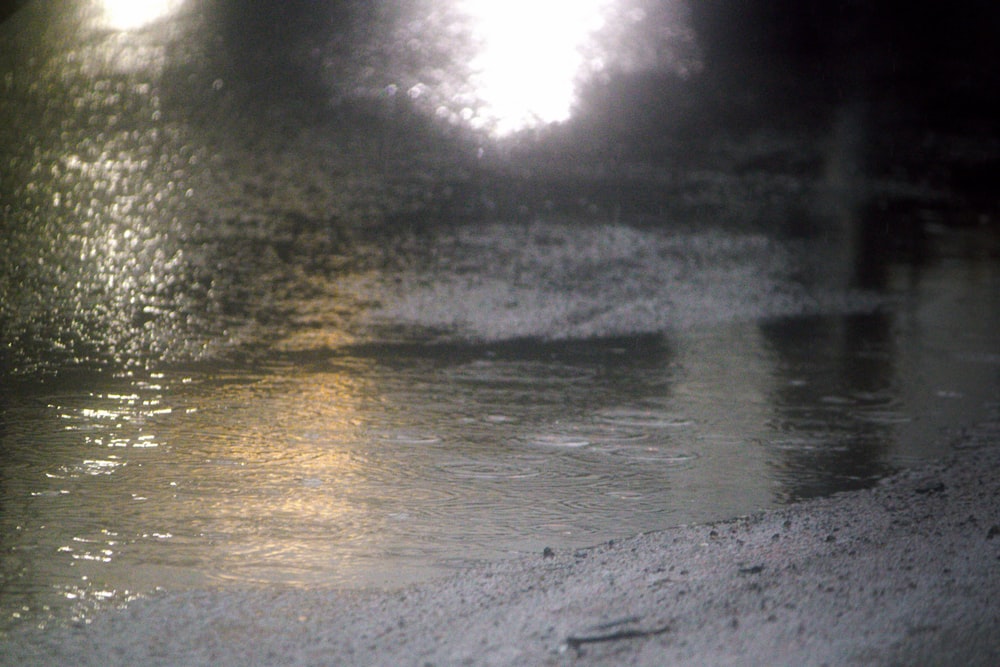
[2,232,998,631]
[2,0,999,635]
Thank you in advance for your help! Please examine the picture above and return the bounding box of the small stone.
[542,546,555,559]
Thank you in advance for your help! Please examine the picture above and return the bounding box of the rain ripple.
[596,406,696,429]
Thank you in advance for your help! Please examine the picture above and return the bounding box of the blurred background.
[2,0,997,372]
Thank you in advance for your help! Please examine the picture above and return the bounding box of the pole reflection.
[760,312,898,501]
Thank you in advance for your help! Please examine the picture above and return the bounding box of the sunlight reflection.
[167,368,377,586]
[458,0,609,134]
[98,0,184,31]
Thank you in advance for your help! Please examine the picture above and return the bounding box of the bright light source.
[99,0,183,31]
[458,0,610,135]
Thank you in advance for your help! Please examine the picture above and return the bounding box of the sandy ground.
[5,421,999,667]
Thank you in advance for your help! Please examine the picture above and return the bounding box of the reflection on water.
[761,312,901,499]
[1,0,998,637]
[2,253,998,631]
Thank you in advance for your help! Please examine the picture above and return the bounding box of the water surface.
[2,230,997,631]
[2,0,998,634]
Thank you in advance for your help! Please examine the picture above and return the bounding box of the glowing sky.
[98,0,183,31]
[457,0,610,134]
